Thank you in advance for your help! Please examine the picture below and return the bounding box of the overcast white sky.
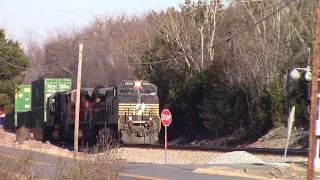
[0,0,232,47]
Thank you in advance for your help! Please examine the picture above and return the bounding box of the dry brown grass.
[0,128,5,143]
[52,127,126,180]
[0,151,42,180]
[0,126,125,180]
[194,163,320,180]
[0,127,41,179]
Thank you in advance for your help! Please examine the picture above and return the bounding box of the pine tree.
[0,28,30,113]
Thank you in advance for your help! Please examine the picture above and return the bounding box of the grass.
[0,151,42,180]
[53,131,125,180]
[0,126,126,180]
[52,126,125,180]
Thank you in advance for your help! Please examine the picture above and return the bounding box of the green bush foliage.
[0,29,30,113]
[140,35,310,142]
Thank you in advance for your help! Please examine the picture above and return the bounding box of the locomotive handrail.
[151,108,161,133]
[117,109,125,131]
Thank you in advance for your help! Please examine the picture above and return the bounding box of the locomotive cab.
[116,80,160,144]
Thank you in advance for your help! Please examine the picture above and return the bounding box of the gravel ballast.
[116,148,308,164]
[116,147,223,164]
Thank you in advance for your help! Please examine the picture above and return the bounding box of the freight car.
[43,79,161,144]
[4,79,72,135]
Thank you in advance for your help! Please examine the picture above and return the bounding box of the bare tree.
[221,0,316,99]
[40,12,159,87]
[150,0,225,72]
[22,28,46,84]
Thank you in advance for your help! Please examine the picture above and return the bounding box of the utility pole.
[308,1,320,179]
[74,43,83,157]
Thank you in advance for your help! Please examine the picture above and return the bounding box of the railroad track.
[121,144,309,156]
[49,140,309,157]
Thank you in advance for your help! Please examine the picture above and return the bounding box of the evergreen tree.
[0,28,30,113]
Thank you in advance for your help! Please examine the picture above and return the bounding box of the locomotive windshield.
[141,86,157,95]
[119,87,136,94]
[117,80,157,96]
[119,86,156,95]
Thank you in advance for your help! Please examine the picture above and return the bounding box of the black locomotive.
[45,79,161,144]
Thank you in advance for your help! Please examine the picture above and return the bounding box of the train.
[7,79,161,145]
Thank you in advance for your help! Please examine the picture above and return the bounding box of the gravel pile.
[209,151,265,164]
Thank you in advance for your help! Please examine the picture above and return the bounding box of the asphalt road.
[0,145,254,180]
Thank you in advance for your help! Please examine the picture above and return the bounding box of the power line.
[93,0,295,65]
[181,0,286,9]
[182,0,276,6]
[225,0,293,41]
[235,0,290,13]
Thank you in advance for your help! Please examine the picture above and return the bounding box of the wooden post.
[308,1,320,179]
[74,43,83,157]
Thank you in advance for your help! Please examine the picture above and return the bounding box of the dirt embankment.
[174,125,308,149]
[246,126,308,149]
[0,126,73,158]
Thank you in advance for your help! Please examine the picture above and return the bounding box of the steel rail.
[121,144,309,156]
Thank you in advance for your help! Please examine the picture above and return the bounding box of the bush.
[53,127,125,180]
[15,126,32,144]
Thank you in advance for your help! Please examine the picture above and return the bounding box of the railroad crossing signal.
[161,109,172,126]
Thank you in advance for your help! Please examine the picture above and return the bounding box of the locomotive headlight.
[134,80,142,89]
[144,122,148,127]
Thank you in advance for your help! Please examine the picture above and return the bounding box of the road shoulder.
[193,162,320,180]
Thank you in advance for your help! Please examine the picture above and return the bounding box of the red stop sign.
[161,109,172,127]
